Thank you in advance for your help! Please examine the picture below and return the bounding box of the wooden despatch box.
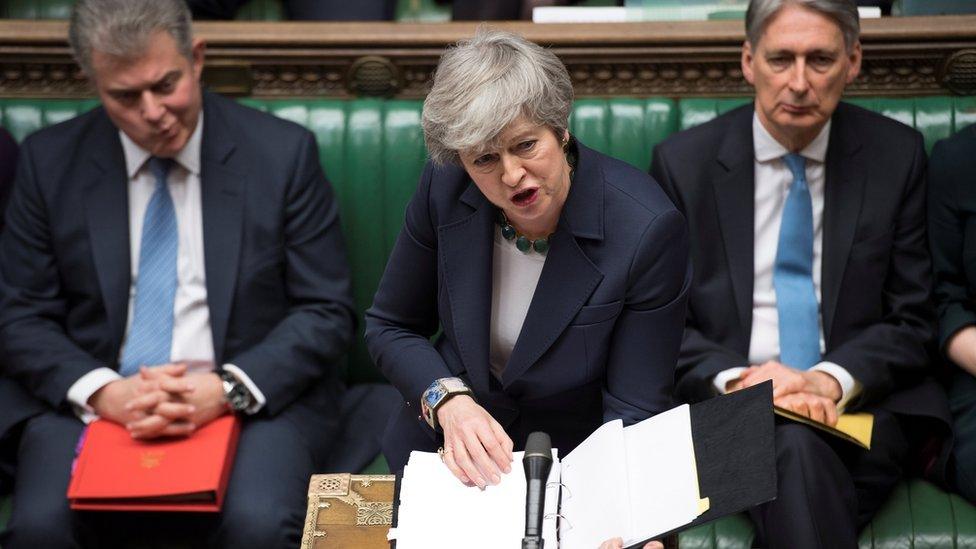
[301,473,396,549]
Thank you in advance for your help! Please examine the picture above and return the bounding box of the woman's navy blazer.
[365,140,691,470]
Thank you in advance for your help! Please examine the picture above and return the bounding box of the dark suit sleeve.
[821,133,935,407]
[0,127,16,231]
[928,134,976,352]
[603,206,691,424]
[226,131,356,416]
[364,163,456,404]
[0,136,107,408]
[650,144,751,402]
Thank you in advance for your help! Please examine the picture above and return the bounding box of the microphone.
[522,431,553,549]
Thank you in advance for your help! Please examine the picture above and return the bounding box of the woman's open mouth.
[511,188,539,207]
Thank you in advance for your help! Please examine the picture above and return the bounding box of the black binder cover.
[629,381,776,548]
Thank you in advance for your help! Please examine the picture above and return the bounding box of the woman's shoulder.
[421,160,478,200]
[404,160,488,232]
[579,144,680,224]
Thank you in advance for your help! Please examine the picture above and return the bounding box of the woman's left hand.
[598,538,663,549]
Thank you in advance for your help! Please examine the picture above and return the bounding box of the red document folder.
[67,414,241,512]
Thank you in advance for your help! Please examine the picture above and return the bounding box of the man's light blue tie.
[774,153,821,370]
[120,158,177,376]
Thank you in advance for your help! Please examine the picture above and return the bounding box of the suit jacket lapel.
[440,183,494,395]
[821,105,865,343]
[84,113,131,362]
[502,142,604,387]
[712,108,756,338]
[199,95,244,363]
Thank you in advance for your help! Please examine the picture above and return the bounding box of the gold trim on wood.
[1,17,975,98]
[301,473,396,549]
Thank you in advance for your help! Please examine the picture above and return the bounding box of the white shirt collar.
[752,112,830,164]
[119,113,204,178]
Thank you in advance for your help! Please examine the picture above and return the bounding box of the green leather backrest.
[0,99,100,141]
[679,96,976,153]
[240,98,428,381]
[0,0,73,19]
[233,0,283,21]
[4,96,976,383]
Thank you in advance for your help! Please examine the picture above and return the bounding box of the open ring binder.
[546,481,571,500]
[544,512,573,532]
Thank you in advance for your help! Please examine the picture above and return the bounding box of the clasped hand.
[88,363,228,439]
[726,360,842,426]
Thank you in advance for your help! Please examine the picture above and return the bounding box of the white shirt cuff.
[222,363,266,414]
[66,367,123,424]
[810,361,862,413]
[712,367,748,395]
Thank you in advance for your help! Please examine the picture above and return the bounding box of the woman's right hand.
[436,395,514,488]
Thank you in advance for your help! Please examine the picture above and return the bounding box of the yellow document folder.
[774,407,874,450]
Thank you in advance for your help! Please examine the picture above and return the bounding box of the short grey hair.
[422,28,574,166]
[746,0,860,52]
[69,0,194,77]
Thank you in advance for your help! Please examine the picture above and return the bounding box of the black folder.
[637,381,776,547]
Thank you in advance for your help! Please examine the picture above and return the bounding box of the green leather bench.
[2,95,976,547]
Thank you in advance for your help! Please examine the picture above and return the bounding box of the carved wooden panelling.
[1,17,974,98]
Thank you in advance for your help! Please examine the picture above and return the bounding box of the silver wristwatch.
[219,370,254,413]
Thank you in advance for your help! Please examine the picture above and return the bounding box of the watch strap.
[420,377,472,432]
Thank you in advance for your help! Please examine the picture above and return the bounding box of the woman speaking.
[365,29,690,509]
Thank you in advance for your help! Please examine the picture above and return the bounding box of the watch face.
[221,374,252,412]
[425,385,446,407]
[228,387,250,411]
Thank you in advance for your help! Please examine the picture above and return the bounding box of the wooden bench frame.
[0,16,975,99]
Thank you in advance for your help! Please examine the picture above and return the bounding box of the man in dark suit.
[651,0,950,547]
[928,123,976,504]
[0,128,48,497]
[0,0,355,547]
[0,127,17,224]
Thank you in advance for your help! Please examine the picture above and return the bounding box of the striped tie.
[774,153,821,370]
[120,157,177,376]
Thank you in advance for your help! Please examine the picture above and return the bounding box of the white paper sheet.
[393,449,559,549]
[559,420,630,549]
[621,404,701,546]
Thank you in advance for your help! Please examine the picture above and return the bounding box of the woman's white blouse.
[489,226,548,381]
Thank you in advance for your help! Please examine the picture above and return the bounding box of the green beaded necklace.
[496,210,552,254]
[494,145,577,256]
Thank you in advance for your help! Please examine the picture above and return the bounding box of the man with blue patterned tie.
[0,0,355,547]
[651,0,951,547]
